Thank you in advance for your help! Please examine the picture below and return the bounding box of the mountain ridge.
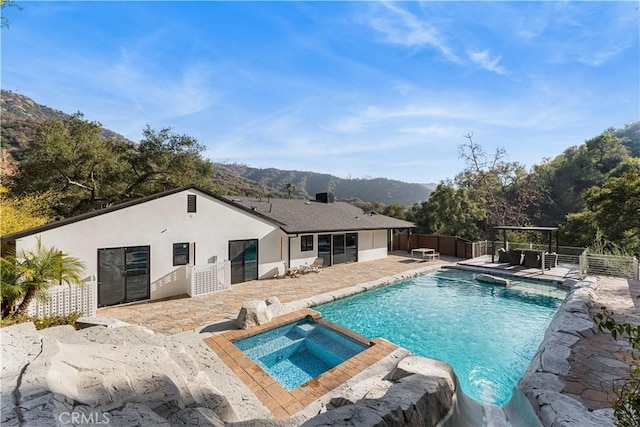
[1,90,435,205]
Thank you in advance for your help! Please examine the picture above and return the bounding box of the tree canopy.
[11,114,214,218]
[406,124,640,255]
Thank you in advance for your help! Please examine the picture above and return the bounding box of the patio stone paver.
[99,252,450,335]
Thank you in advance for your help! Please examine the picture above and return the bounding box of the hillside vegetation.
[0,90,433,205]
[1,90,638,255]
[407,123,640,255]
[216,163,435,206]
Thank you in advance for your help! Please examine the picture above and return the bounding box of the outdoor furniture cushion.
[497,248,510,263]
[523,250,541,268]
[508,249,522,266]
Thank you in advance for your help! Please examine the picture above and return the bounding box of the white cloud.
[467,49,506,75]
[365,2,461,64]
[575,41,633,67]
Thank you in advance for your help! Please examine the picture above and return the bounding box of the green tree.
[456,134,542,235]
[122,126,214,197]
[382,203,407,220]
[12,116,215,217]
[1,254,24,318]
[1,0,21,28]
[360,200,382,214]
[8,239,85,318]
[421,183,485,239]
[14,113,123,217]
[562,210,599,248]
[530,131,630,226]
[583,168,640,255]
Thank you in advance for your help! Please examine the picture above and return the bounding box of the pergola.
[491,226,559,263]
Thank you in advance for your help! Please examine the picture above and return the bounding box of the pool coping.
[203,308,398,419]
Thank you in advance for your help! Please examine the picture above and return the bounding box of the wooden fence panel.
[392,233,475,259]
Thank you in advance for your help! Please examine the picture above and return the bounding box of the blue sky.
[2,1,638,183]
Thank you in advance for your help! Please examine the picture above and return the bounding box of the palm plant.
[9,238,85,318]
[285,182,296,198]
[1,254,25,318]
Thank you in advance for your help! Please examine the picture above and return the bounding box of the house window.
[301,235,314,252]
[187,195,197,213]
[173,243,190,265]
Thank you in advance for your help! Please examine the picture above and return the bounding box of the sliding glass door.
[345,233,358,263]
[229,239,259,284]
[318,234,332,267]
[98,246,150,307]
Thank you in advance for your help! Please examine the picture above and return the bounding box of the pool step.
[243,335,305,359]
[294,323,316,337]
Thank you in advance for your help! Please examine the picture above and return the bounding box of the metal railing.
[485,240,639,280]
[580,252,639,280]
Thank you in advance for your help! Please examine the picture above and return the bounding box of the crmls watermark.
[58,411,111,425]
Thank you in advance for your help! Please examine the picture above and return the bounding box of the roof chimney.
[315,192,335,203]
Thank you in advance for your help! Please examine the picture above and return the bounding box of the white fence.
[27,280,97,318]
[189,261,231,297]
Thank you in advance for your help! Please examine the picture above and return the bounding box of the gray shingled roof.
[225,196,415,234]
[1,185,415,242]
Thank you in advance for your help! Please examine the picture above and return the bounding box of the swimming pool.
[234,317,368,390]
[314,268,566,405]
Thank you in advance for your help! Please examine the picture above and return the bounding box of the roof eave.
[1,184,286,243]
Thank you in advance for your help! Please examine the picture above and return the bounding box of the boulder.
[235,300,272,329]
[265,296,288,317]
[329,377,394,408]
[2,322,237,426]
[305,373,454,427]
[387,355,456,392]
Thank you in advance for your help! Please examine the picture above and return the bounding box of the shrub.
[594,307,640,426]
[0,312,82,330]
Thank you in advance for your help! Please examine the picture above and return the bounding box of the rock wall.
[2,318,459,427]
[1,322,235,427]
[301,356,457,427]
[517,277,615,427]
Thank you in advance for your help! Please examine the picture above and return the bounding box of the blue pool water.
[234,318,368,390]
[314,269,566,405]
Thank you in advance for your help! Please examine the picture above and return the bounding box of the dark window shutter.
[187,195,197,213]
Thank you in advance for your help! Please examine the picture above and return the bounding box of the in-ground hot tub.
[234,317,369,390]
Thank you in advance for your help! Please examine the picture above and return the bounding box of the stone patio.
[98,252,640,419]
[99,252,451,335]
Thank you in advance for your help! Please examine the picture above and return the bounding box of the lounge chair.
[308,257,324,272]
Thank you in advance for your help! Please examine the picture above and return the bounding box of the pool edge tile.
[203,309,399,420]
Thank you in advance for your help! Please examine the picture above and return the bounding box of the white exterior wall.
[13,190,284,303]
[357,230,388,262]
[288,229,389,267]
[289,234,320,268]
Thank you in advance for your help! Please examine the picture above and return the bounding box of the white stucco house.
[1,185,414,309]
